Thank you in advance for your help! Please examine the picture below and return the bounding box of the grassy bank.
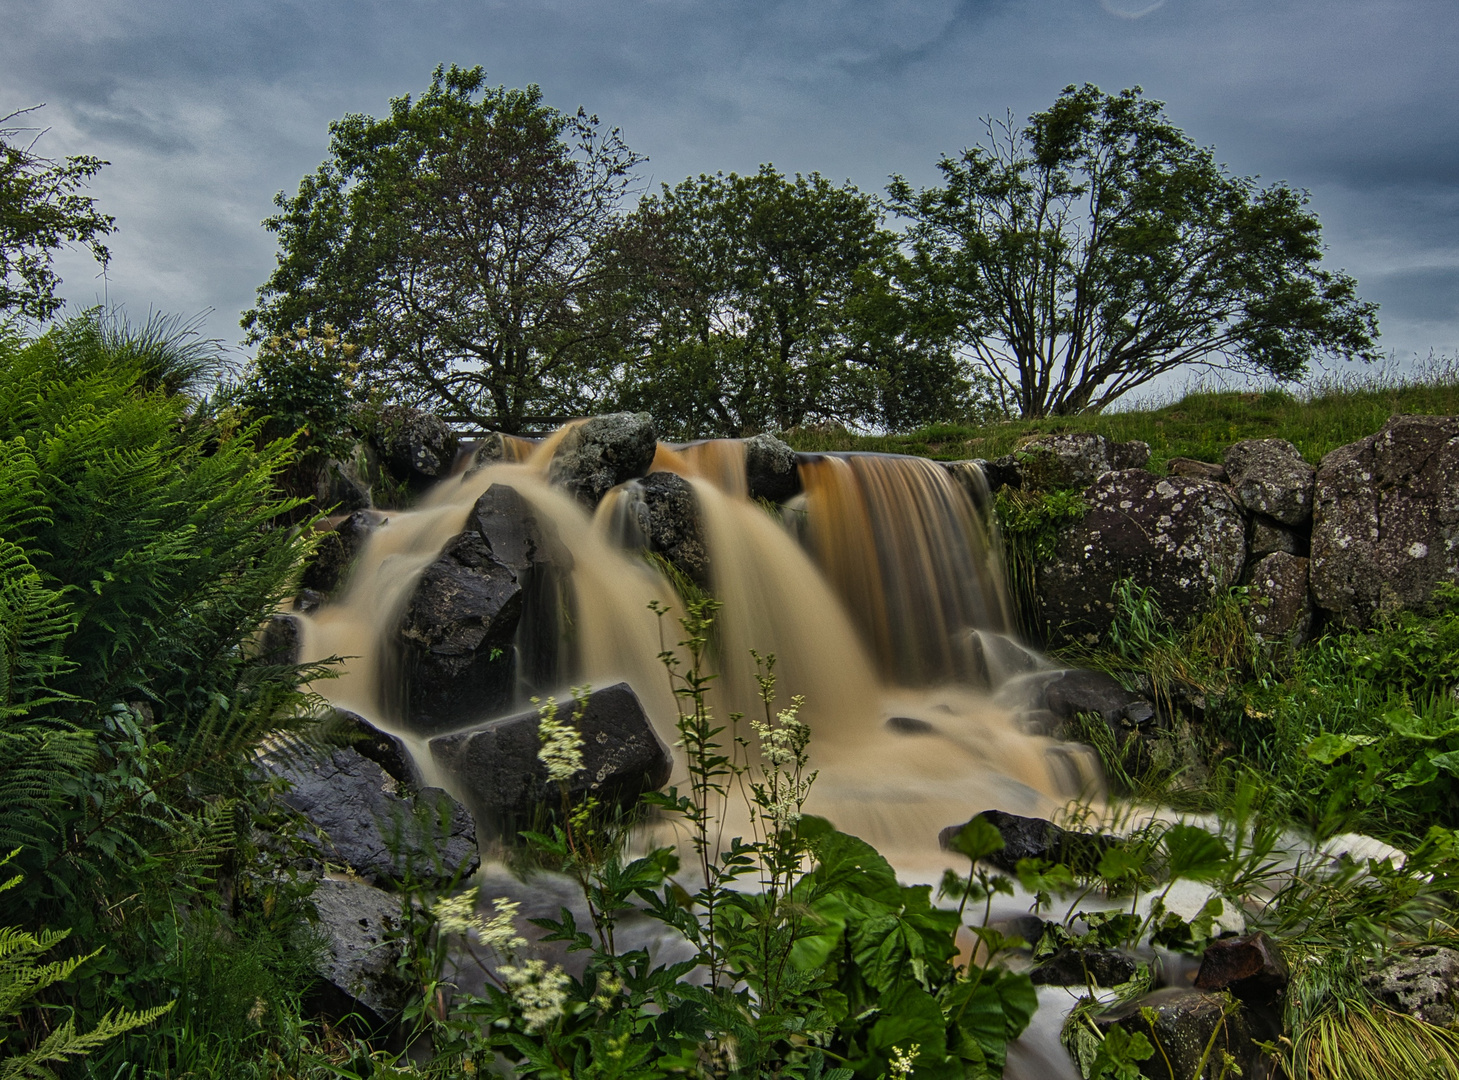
[786,366,1459,468]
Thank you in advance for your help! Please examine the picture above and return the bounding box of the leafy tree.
[890,84,1381,418]
[243,65,643,433]
[609,165,966,437]
[0,108,115,321]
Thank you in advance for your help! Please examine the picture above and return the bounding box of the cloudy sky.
[5,0,1457,392]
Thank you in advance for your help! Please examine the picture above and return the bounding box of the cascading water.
[295,425,1100,876]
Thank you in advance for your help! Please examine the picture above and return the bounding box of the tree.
[608,165,964,437]
[243,65,642,433]
[889,84,1381,418]
[0,107,114,321]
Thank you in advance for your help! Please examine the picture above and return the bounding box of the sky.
[4,0,1457,395]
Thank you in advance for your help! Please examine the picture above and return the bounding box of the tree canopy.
[889,84,1381,418]
[242,65,643,434]
[0,107,114,321]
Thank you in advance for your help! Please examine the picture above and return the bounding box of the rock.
[1019,432,1118,489]
[1245,553,1313,642]
[464,431,538,470]
[744,433,802,503]
[300,510,385,596]
[1092,988,1257,1080]
[1037,471,1247,642]
[1362,946,1459,1027]
[1041,669,1156,729]
[939,810,1108,874]
[293,588,324,614]
[1166,457,1228,482]
[1310,415,1459,626]
[1109,440,1152,471]
[1223,438,1316,526]
[639,472,710,584]
[255,613,301,665]
[397,529,522,730]
[981,455,1024,492]
[429,682,672,839]
[989,914,1048,949]
[1030,948,1138,988]
[548,412,657,508]
[315,452,375,513]
[1249,515,1300,557]
[1195,932,1289,1005]
[309,876,412,1026]
[372,406,458,493]
[942,461,996,514]
[331,708,420,788]
[887,715,936,735]
[261,746,478,888]
[958,629,1047,690]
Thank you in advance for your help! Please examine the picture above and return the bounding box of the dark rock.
[961,629,1046,689]
[464,432,538,471]
[887,715,936,735]
[1311,415,1459,626]
[1195,932,1289,1006]
[1031,948,1138,988]
[331,708,420,788]
[1362,945,1459,1027]
[1167,457,1228,482]
[1042,669,1156,729]
[261,746,478,887]
[547,412,658,508]
[429,682,671,839]
[1245,553,1313,642]
[293,588,324,614]
[309,876,412,1026]
[256,613,301,665]
[301,510,385,596]
[1109,440,1152,471]
[939,809,1108,875]
[1092,988,1257,1080]
[988,914,1048,949]
[1037,471,1247,642]
[744,433,802,503]
[315,445,375,512]
[639,472,710,584]
[982,455,1024,491]
[1224,438,1315,526]
[373,406,458,492]
[396,529,522,730]
[942,461,996,514]
[1249,515,1300,557]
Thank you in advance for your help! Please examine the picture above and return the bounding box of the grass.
[785,357,1459,468]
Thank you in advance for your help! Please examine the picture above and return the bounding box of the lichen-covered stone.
[744,433,801,502]
[1246,552,1313,642]
[1249,515,1300,557]
[1310,415,1459,626]
[548,412,658,508]
[638,472,710,584]
[1036,471,1247,642]
[1223,438,1316,525]
[1092,988,1257,1080]
[372,406,457,492]
[1166,457,1227,482]
[1362,945,1459,1027]
[1018,432,1149,489]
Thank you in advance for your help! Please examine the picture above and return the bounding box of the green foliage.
[993,487,1087,641]
[244,64,644,433]
[234,322,370,457]
[0,108,114,322]
[889,83,1380,418]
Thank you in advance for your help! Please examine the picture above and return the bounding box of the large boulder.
[1245,552,1313,642]
[309,876,412,1026]
[1362,945,1459,1027]
[315,445,375,512]
[1248,515,1300,558]
[1091,988,1258,1080]
[1018,433,1151,489]
[372,405,458,495]
[1037,471,1247,642]
[261,746,478,888]
[938,810,1108,875]
[1223,438,1315,526]
[744,433,801,503]
[1310,415,1459,625]
[548,413,658,508]
[1030,948,1138,988]
[637,471,710,584]
[429,682,672,839]
[300,509,385,596]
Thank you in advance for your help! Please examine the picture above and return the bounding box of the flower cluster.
[750,694,814,830]
[751,694,809,767]
[430,888,527,953]
[890,1043,921,1080]
[534,694,585,783]
[500,958,573,1031]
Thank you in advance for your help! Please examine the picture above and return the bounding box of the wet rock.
[639,471,710,584]
[331,708,419,788]
[1167,457,1228,482]
[548,412,658,508]
[1362,945,1459,1027]
[1249,515,1300,557]
[309,876,412,1026]
[886,715,936,735]
[1031,948,1138,988]
[1019,432,1147,489]
[989,914,1048,949]
[429,682,672,839]
[1092,988,1257,1080]
[980,455,1024,492]
[255,613,301,665]
[1246,552,1313,642]
[315,447,375,512]
[372,405,458,493]
[261,746,478,888]
[1041,669,1156,729]
[396,529,523,730]
[293,588,324,614]
[1195,932,1288,1005]
[1037,471,1247,642]
[1310,415,1459,626]
[744,433,801,503]
[939,810,1108,875]
[300,509,385,596]
[942,461,996,514]
[1223,438,1315,526]
[959,629,1047,690]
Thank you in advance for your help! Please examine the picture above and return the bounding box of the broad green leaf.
[1162,823,1231,883]
[1304,732,1378,764]
[949,816,1007,862]
[868,983,948,1061]
[1392,755,1441,789]
[1429,750,1459,777]
[1382,706,1459,742]
[1097,843,1150,888]
[944,969,1038,1075]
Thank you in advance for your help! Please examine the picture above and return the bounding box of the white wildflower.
[501,958,572,1031]
[430,889,526,953]
[431,888,481,936]
[535,694,584,782]
[890,1043,921,1080]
